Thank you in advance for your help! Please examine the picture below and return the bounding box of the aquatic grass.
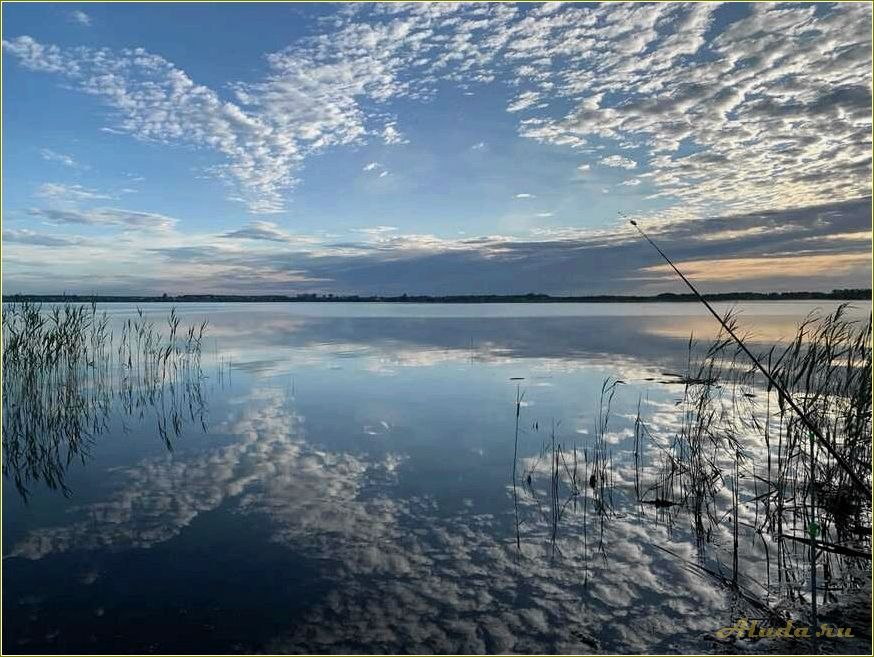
[512,380,524,550]
[2,301,213,500]
[631,305,872,631]
[511,302,870,630]
[630,218,870,497]
[626,218,870,632]
[512,377,620,568]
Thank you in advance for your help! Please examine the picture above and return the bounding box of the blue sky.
[2,2,871,295]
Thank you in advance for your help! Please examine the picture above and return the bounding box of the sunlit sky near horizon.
[1,1,872,296]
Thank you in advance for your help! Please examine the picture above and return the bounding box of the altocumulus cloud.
[3,2,871,218]
[600,155,638,170]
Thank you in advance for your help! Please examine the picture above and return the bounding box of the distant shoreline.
[3,290,871,304]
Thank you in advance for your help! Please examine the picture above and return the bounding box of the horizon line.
[3,289,871,304]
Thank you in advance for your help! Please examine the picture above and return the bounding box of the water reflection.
[6,386,735,653]
[2,305,217,501]
[2,302,870,654]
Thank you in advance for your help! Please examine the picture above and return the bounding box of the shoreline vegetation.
[514,304,871,650]
[1,302,216,500]
[2,288,870,304]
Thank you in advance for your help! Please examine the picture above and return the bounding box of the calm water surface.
[3,302,871,654]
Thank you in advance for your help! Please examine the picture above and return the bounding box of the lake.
[2,301,871,654]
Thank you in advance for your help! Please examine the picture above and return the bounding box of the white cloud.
[497,2,871,219]
[4,1,871,222]
[621,179,641,187]
[5,197,870,295]
[507,90,541,113]
[5,37,296,214]
[29,206,176,230]
[70,11,91,27]
[2,228,84,247]
[515,193,535,199]
[471,141,486,150]
[362,161,390,177]
[40,149,79,168]
[2,36,77,74]
[600,155,638,170]
[353,225,399,237]
[220,220,292,242]
[36,182,110,201]
[381,122,408,145]
[577,164,590,172]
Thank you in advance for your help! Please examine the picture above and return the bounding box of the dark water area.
[2,302,871,654]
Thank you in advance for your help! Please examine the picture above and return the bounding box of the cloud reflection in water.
[4,303,871,654]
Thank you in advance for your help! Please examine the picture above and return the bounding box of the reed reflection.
[2,302,217,500]
[508,306,872,653]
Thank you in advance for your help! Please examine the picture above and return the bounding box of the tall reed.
[2,301,212,500]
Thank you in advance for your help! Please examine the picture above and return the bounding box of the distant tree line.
[3,289,871,304]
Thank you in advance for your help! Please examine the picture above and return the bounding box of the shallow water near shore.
[3,301,871,654]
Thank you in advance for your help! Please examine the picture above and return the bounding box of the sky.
[1,1,871,296]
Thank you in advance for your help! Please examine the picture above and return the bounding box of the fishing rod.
[627,215,872,499]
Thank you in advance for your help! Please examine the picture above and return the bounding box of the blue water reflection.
[3,302,870,654]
